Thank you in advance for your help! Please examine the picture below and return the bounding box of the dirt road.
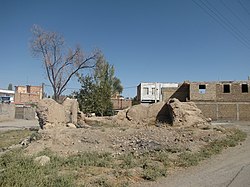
[0,119,39,131]
[136,122,250,187]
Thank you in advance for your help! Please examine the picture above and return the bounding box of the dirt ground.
[0,119,247,186]
[0,119,39,131]
[25,122,226,157]
[135,122,250,187]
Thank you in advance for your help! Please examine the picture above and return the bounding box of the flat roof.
[0,89,15,94]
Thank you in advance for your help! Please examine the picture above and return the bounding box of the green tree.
[7,83,13,90]
[77,75,97,114]
[94,55,123,96]
[76,56,122,116]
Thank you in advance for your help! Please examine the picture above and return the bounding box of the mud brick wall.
[195,102,250,121]
[217,104,237,121]
[195,103,217,120]
[190,82,216,101]
[162,87,178,101]
[0,104,15,121]
[111,98,132,110]
[15,93,41,103]
[239,104,250,121]
[216,83,250,102]
[162,83,190,102]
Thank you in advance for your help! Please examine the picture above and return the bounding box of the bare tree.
[30,25,100,102]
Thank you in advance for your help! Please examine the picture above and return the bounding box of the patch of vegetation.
[63,152,113,168]
[119,153,137,169]
[0,129,33,149]
[0,128,246,186]
[0,150,74,187]
[142,162,167,181]
[176,128,247,167]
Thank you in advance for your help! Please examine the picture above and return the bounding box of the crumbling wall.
[36,98,79,129]
[112,98,210,128]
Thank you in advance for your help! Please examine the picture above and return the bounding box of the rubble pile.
[167,98,211,128]
[113,98,211,127]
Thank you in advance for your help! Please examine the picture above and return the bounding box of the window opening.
[223,84,230,93]
[199,84,206,94]
[242,84,248,93]
[143,87,149,95]
[152,88,155,95]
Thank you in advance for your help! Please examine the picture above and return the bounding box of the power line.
[238,0,250,16]
[192,0,250,49]
[204,0,250,45]
[44,83,137,90]
[221,0,250,31]
[43,84,80,90]
[123,86,137,89]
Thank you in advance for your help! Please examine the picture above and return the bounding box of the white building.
[137,82,178,103]
[0,89,15,103]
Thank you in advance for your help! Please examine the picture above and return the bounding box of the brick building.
[15,85,43,104]
[188,81,250,121]
[138,80,250,121]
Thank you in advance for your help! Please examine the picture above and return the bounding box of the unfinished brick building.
[161,80,250,121]
[15,85,43,104]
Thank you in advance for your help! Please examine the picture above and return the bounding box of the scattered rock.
[34,155,50,166]
[66,123,76,128]
[76,120,91,128]
[20,138,30,146]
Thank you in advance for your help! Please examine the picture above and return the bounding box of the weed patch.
[0,129,32,149]
[0,128,246,186]
[176,128,247,167]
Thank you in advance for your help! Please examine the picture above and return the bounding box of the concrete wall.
[195,101,250,121]
[0,104,15,121]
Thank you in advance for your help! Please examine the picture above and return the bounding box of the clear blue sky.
[1,0,250,98]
